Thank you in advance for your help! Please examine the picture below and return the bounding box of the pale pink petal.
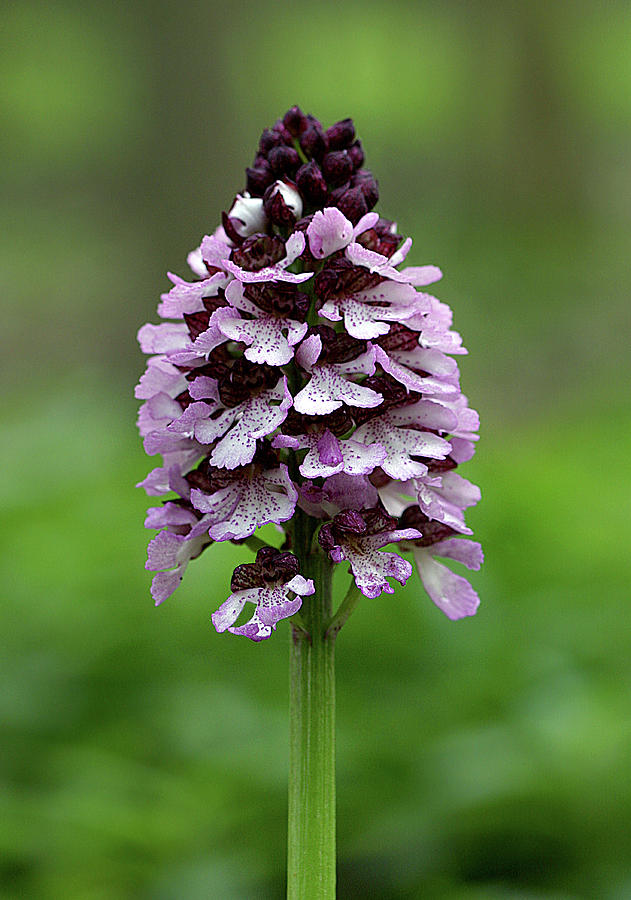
[212,591,248,632]
[138,323,189,354]
[432,538,483,570]
[413,547,480,620]
[135,358,187,400]
[307,208,354,258]
[157,271,229,318]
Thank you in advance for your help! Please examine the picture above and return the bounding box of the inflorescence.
[136,107,482,641]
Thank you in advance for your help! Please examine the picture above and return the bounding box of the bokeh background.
[2,1,630,897]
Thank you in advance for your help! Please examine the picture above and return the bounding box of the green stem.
[287,513,336,899]
[325,582,361,640]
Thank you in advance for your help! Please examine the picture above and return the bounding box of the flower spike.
[136,108,482,639]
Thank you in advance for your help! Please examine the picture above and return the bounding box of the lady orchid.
[135,107,482,896]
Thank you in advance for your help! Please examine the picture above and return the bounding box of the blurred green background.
[2,1,630,897]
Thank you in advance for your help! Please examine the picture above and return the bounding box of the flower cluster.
[136,107,482,639]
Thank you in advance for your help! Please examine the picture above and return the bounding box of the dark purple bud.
[218,358,277,407]
[271,119,294,144]
[252,440,281,472]
[299,117,328,160]
[268,145,300,177]
[322,150,353,186]
[352,170,379,209]
[347,139,365,169]
[232,234,285,271]
[231,560,265,591]
[283,105,307,137]
[336,186,369,223]
[243,282,309,321]
[361,374,418,411]
[259,127,284,155]
[399,507,456,546]
[231,545,294,590]
[202,295,228,315]
[296,160,329,205]
[263,180,303,227]
[185,460,215,494]
[426,456,458,474]
[325,118,355,151]
[246,162,274,196]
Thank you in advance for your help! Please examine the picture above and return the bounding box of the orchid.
[135,107,482,899]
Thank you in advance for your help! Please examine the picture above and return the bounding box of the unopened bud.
[283,105,307,137]
[352,170,379,209]
[336,186,369,223]
[268,145,301,177]
[245,162,274,196]
[325,118,355,150]
[347,139,365,169]
[299,117,327,160]
[322,150,353,186]
[296,160,328,205]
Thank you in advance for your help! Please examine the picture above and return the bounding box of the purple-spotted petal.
[328,534,415,599]
[293,364,383,415]
[191,465,297,541]
[216,306,308,366]
[354,412,451,481]
[213,574,314,641]
[209,378,293,469]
